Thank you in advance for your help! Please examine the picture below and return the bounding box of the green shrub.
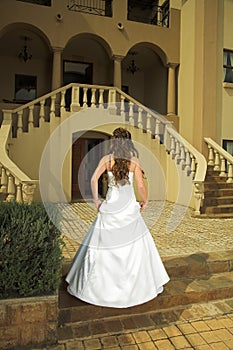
[0,201,64,298]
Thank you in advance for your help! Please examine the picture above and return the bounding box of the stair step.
[204,182,233,190]
[62,251,233,281]
[203,196,233,206]
[197,212,233,218]
[203,204,233,214]
[58,271,233,340]
[58,252,233,341]
[204,188,233,197]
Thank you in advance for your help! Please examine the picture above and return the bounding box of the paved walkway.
[61,201,233,259]
[35,201,233,350]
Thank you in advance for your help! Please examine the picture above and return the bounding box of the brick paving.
[33,201,233,350]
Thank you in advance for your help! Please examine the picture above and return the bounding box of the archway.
[122,43,168,114]
[0,23,52,107]
[72,130,110,201]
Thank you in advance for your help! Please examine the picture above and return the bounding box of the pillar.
[51,47,63,91]
[113,55,124,89]
[167,63,177,116]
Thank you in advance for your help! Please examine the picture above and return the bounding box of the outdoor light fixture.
[18,36,32,63]
[127,51,140,74]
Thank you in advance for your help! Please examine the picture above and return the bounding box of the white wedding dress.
[66,171,169,308]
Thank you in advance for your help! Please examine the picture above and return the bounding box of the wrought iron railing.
[128,0,169,27]
[67,0,112,17]
[16,0,51,6]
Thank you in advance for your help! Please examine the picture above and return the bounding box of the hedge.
[0,201,64,298]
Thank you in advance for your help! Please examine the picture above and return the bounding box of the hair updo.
[110,127,138,185]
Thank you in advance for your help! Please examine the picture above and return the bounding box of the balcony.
[128,0,169,27]
[67,0,112,17]
[16,0,51,5]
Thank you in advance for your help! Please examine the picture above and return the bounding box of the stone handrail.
[1,83,208,211]
[204,137,233,183]
[0,116,38,203]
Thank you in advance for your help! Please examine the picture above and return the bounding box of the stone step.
[198,212,233,218]
[58,271,233,341]
[61,251,233,281]
[203,204,233,214]
[58,251,233,340]
[204,188,233,197]
[204,182,233,190]
[203,196,233,206]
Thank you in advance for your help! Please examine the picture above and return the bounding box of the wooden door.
[72,138,104,201]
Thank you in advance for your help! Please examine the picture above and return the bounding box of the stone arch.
[0,23,52,104]
[122,42,168,115]
[63,33,113,86]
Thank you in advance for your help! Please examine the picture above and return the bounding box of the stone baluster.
[107,89,117,113]
[193,182,204,215]
[15,180,23,202]
[0,167,7,192]
[120,95,125,117]
[185,149,191,175]
[91,88,96,108]
[191,155,196,178]
[207,145,214,166]
[219,155,227,177]
[17,110,23,135]
[50,95,56,119]
[138,107,143,130]
[129,102,134,126]
[163,127,170,151]
[227,163,233,183]
[6,173,15,201]
[22,183,36,204]
[170,136,175,159]
[83,88,88,108]
[180,145,186,169]
[175,140,181,162]
[28,105,34,131]
[60,90,66,116]
[71,86,80,112]
[146,112,152,135]
[213,151,220,171]
[39,100,45,125]
[154,120,160,142]
[99,89,104,109]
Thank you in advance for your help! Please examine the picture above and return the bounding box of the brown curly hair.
[110,128,139,185]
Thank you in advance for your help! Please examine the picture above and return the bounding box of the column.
[167,63,177,116]
[51,47,63,91]
[113,55,124,89]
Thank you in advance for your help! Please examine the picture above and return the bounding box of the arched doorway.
[122,43,168,114]
[72,131,110,201]
[63,34,112,107]
[0,24,51,108]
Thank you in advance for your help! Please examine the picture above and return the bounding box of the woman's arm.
[91,155,108,210]
[133,158,148,211]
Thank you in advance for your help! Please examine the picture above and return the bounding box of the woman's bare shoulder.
[130,157,140,171]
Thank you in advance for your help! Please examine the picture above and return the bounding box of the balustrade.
[0,82,207,211]
[205,137,233,183]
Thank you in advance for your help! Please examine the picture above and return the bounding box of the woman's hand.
[140,200,148,211]
[93,199,102,211]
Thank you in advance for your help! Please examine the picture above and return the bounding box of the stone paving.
[33,201,233,350]
[61,201,233,260]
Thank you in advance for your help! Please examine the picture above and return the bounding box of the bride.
[66,127,169,308]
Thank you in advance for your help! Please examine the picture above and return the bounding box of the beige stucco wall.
[222,0,233,143]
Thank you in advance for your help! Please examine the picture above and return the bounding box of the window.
[15,74,37,102]
[223,140,233,156]
[17,0,51,6]
[223,49,233,83]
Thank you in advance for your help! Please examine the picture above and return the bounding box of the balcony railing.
[128,0,169,27]
[67,0,112,17]
[16,0,51,6]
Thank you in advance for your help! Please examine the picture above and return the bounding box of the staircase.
[58,251,233,342]
[200,166,233,218]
